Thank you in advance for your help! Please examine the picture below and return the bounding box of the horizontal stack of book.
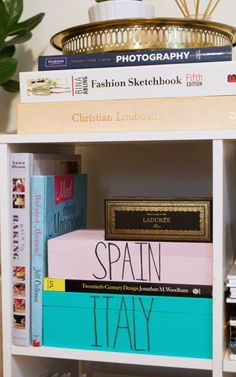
[226,261,236,303]
[16,45,236,135]
[43,197,213,359]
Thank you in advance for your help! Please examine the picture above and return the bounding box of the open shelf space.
[11,346,213,371]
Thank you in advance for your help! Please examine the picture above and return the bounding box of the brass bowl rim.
[50,17,236,51]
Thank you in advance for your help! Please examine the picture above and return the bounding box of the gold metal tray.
[51,17,236,54]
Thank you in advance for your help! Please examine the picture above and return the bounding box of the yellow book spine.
[44,277,65,291]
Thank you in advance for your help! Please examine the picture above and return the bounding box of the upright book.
[19,61,236,104]
[31,173,87,346]
[10,153,81,346]
[38,46,232,71]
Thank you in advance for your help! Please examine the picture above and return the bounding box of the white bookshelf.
[1,129,236,377]
[11,345,213,370]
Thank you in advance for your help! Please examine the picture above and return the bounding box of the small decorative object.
[51,0,236,54]
[105,198,212,242]
[51,18,236,54]
[0,0,44,92]
[88,0,155,23]
[174,0,221,20]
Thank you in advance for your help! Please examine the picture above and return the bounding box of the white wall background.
[0,0,236,133]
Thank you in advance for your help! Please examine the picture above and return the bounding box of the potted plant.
[0,0,44,92]
[88,0,155,23]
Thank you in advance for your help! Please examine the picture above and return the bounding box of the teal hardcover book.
[43,292,212,359]
[31,173,87,346]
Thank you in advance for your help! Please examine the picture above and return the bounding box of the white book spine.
[229,352,236,360]
[227,280,236,286]
[19,61,236,104]
[227,282,236,287]
[10,153,32,346]
[226,298,236,303]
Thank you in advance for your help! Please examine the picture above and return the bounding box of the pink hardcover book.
[47,230,212,285]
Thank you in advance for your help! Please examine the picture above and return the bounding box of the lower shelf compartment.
[11,346,213,370]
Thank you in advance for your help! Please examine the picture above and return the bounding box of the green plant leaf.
[8,12,45,35]
[5,0,23,31]
[1,78,19,92]
[5,30,32,46]
[0,1,9,47]
[0,56,17,85]
[0,45,15,57]
[0,2,44,94]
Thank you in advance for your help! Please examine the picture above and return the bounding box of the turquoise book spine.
[31,174,87,346]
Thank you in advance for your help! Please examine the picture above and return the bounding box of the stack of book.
[226,260,236,303]
[15,41,229,354]
[16,45,236,135]
[42,197,213,359]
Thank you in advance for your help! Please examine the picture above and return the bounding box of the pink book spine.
[48,230,212,285]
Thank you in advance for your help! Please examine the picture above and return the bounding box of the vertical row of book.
[10,152,87,346]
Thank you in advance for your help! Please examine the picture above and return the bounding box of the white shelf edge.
[11,346,212,370]
[3,130,236,144]
[223,349,236,372]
